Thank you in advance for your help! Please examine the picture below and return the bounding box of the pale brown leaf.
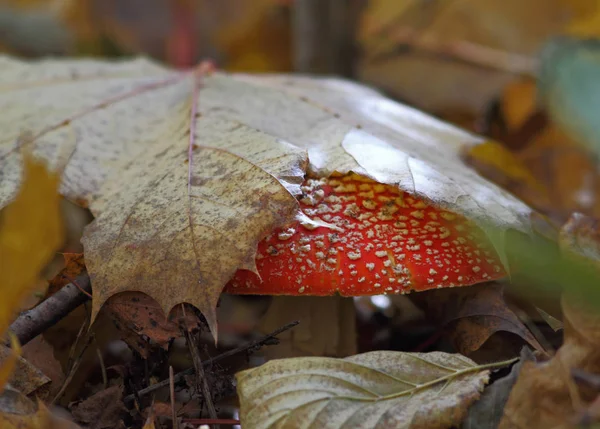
[236,350,514,429]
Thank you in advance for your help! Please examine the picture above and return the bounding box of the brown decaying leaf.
[414,283,543,356]
[106,292,200,358]
[47,253,86,295]
[70,385,125,429]
[0,346,50,396]
[0,57,532,337]
[236,350,514,429]
[21,336,65,400]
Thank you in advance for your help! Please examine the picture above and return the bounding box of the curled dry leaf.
[0,57,532,335]
[106,292,200,358]
[69,385,125,429]
[47,253,86,295]
[0,346,50,396]
[236,350,514,429]
[414,283,543,356]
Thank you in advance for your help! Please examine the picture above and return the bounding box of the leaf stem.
[338,356,519,403]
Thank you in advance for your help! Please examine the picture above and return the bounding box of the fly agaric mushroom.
[225,173,505,296]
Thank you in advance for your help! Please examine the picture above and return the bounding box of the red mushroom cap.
[225,173,505,296]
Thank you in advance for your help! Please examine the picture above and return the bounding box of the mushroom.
[225,173,505,296]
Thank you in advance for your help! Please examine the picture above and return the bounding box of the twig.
[123,320,299,404]
[63,273,93,299]
[182,307,219,427]
[369,27,538,75]
[97,348,107,389]
[170,366,177,429]
[9,272,92,345]
[185,330,219,427]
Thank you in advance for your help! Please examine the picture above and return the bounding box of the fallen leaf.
[462,347,534,429]
[0,141,63,423]
[462,140,553,215]
[236,350,514,429]
[563,0,600,38]
[0,401,81,428]
[0,385,37,415]
[0,147,63,337]
[536,306,564,332]
[0,346,50,396]
[69,385,125,429]
[0,57,532,336]
[142,411,156,429]
[21,336,65,399]
[106,292,200,358]
[47,253,86,295]
[414,283,543,356]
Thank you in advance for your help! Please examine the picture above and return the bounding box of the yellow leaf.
[0,336,20,394]
[142,413,156,429]
[0,150,63,335]
[0,401,79,428]
[0,148,63,393]
[563,0,600,38]
[466,141,545,193]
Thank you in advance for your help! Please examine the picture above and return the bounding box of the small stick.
[97,348,107,389]
[9,273,92,345]
[170,366,177,429]
[368,27,538,75]
[123,320,299,404]
[182,307,219,427]
[185,330,219,426]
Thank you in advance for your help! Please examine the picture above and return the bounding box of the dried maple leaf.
[0,57,532,336]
